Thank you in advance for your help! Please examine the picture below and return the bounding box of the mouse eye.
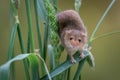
[78,39,81,42]
[69,37,73,40]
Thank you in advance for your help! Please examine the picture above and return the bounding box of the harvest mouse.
[57,10,87,63]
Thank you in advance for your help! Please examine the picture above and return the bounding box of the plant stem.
[8,23,17,60]
[8,23,18,80]
[73,59,85,80]
[89,0,115,45]
[92,31,120,41]
[17,23,30,80]
[25,0,35,52]
[34,0,43,54]
[43,22,49,61]
[67,68,71,80]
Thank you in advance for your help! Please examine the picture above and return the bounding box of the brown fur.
[57,10,88,63]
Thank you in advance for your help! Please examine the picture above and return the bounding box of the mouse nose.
[71,40,79,47]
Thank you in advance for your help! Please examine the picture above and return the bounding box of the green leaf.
[89,0,116,44]
[25,0,35,52]
[92,31,120,41]
[86,50,95,68]
[17,23,30,80]
[0,54,30,80]
[41,50,89,80]
[48,45,55,71]
[73,59,85,80]
[34,0,43,55]
[8,23,18,60]
[7,22,18,80]
[35,52,52,80]
[28,54,39,80]
[38,0,47,21]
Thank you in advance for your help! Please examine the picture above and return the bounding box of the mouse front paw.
[79,52,84,58]
[71,58,76,64]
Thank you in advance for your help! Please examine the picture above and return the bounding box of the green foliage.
[0,0,117,80]
[0,54,30,80]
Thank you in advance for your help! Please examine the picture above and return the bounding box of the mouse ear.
[81,32,87,37]
[66,30,72,34]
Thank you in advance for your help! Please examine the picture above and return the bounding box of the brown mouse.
[57,10,87,63]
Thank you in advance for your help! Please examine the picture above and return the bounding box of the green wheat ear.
[43,0,64,62]
[43,0,59,46]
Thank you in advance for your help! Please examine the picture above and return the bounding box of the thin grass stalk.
[34,0,47,77]
[48,45,55,71]
[25,0,39,80]
[8,23,18,80]
[35,52,52,80]
[67,68,71,80]
[27,32,31,53]
[73,59,85,80]
[17,23,30,80]
[92,31,120,41]
[8,23,17,60]
[34,0,43,54]
[62,70,67,80]
[62,56,69,80]
[10,4,14,32]
[9,1,20,79]
[43,21,49,61]
[89,0,116,45]
[41,51,89,80]
[79,75,81,80]
[25,0,35,52]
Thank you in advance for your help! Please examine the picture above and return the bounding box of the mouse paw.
[79,53,84,58]
[71,59,76,64]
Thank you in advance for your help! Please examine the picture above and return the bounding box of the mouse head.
[64,29,87,51]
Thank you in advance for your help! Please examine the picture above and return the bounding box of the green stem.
[89,0,115,45]
[34,0,43,54]
[67,68,71,80]
[25,0,35,52]
[8,23,17,60]
[27,32,31,53]
[79,75,81,80]
[92,31,120,41]
[17,23,30,80]
[8,23,17,80]
[43,22,49,61]
[73,59,85,80]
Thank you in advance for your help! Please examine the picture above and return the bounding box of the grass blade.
[34,0,43,54]
[43,23,49,61]
[0,54,30,80]
[8,23,18,60]
[25,0,35,52]
[89,0,116,44]
[48,45,55,71]
[67,68,71,80]
[38,0,48,60]
[35,51,52,80]
[7,22,18,80]
[92,31,120,41]
[28,54,40,80]
[41,50,89,80]
[38,0,47,22]
[86,50,95,68]
[73,59,85,80]
[17,24,30,80]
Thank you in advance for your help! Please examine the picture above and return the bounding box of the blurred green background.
[0,0,120,80]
